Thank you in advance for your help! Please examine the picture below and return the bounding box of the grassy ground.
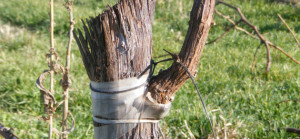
[0,0,299,138]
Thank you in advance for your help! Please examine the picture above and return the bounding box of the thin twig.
[62,1,74,139]
[206,19,242,45]
[214,9,257,39]
[53,100,65,112]
[49,0,55,138]
[215,6,300,67]
[251,43,262,73]
[218,0,272,72]
[217,1,300,72]
[60,112,75,136]
[268,42,300,65]
[277,14,300,48]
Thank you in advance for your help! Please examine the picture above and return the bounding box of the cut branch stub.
[74,0,156,82]
[148,0,216,104]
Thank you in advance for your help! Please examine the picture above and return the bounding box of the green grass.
[0,0,299,138]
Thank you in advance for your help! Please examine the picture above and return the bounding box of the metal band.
[90,82,146,94]
[93,116,160,124]
[90,74,149,93]
[93,121,109,127]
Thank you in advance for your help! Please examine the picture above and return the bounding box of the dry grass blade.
[184,120,195,139]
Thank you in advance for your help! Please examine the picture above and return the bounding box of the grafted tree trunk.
[74,0,215,138]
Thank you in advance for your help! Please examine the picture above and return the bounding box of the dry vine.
[36,0,75,138]
[208,0,300,73]
[61,0,75,139]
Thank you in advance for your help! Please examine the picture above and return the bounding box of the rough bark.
[74,0,157,138]
[148,0,216,104]
[74,0,215,138]
[74,0,156,82]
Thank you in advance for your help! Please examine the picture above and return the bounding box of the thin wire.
[176,61,216,139]
[151,58,173,77]
[149,57,216,139]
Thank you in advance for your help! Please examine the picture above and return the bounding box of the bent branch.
[148,0,216,104]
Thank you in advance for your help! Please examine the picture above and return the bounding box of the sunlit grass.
[0,0,299,138]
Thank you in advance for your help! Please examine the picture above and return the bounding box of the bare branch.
[214,9,257,39]
[61,0,75,138]
[218,0,272,72]
[277,14,300,48]
[216,1,300,72]
[148,0,216,104]
[268,42,300,65]
[206,19,242,44]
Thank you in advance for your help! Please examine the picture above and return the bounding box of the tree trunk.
[74,0,215,138]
